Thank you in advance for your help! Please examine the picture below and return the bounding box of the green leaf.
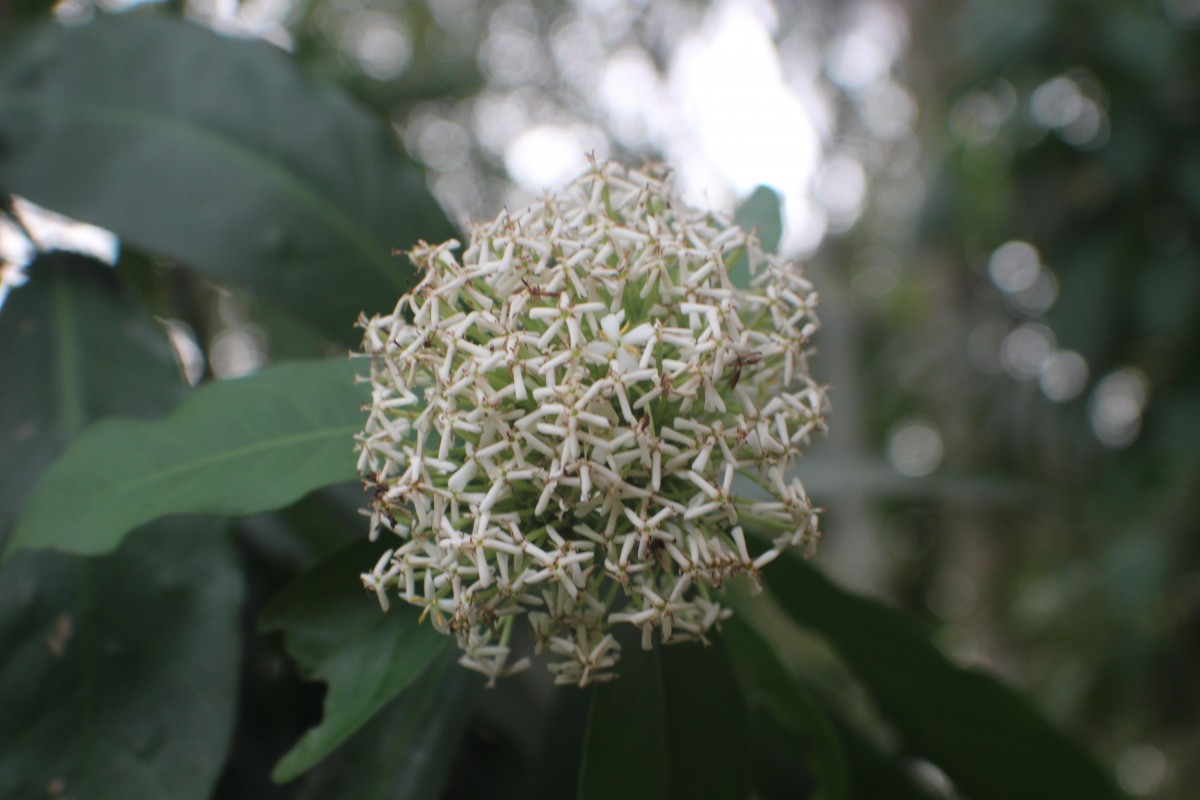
[731,186,783,290]
[259,541,449,783]
[0,14,455,343]
[0,251,184,549]
[747,709,823,800]
[735,186,784,254]
[828,712,940,800]
[8,357,368,558]
[757,551,1126,800]
[0,518,242,800]
[527,684,592,800]
[578,633,749,800]
[0,0,58,25]
[723,617,850,800]
[294,647,479,800]
[0,174,235,800]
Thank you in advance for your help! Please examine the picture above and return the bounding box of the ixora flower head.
[355,159,828,686]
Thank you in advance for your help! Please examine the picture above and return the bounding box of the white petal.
[622,323,655,347]
[616,348,639,373]
[600,312,623,341]
[447,460,477,494]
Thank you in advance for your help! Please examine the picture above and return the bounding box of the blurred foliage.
[829,1,1200,797]
[0,0,1196,798]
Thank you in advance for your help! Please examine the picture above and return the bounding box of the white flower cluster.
[355,160,828,686]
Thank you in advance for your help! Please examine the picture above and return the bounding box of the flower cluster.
[355,159,828,686]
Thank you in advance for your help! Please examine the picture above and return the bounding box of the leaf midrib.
[1,94,401,287]
[99,424,360,500]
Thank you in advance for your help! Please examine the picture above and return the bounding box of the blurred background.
[2,0,1199,797]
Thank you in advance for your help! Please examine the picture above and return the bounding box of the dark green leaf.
[723,617,850,800]
[259,541,449,782]
[8,357,368,557]
[735,186,784,254]
[0,251,231,798]
[757,550,1125,800]
[747,709,821,800]
[0,0,58,26]
[295,647,480,800]
[527,683,592,800]
[0,15,455,343]
[0,252,184,549]
[578,632,749,800]
[657,639,751,797]
[730,186,783,290]
[825,710,940,800]
[0,518,242,800]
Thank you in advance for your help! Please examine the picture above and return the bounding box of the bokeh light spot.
[1039,350,1089,402]
[505,125,608,190]
[887,419,944,477]
[1116,744,1168,796]
[988,240,1041,293]
[1000,323,1055,380]
[1090,368,1149,448]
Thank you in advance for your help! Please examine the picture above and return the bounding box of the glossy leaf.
[757,550,1125,800]
[0,518,242,800]
[0,15,454,343]
[723,617,850,800]
[0,252,184,549]
[259,541,449,783]
[578,633,749,800]
[294,647,479,800]
[8,357,369,557]
[0,254,239,799]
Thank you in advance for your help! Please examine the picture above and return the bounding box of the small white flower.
[355,159,828,685]
[587,311,656,374]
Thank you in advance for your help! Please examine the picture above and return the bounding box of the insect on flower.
[522,278,559,300]
[727,349,764,390]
